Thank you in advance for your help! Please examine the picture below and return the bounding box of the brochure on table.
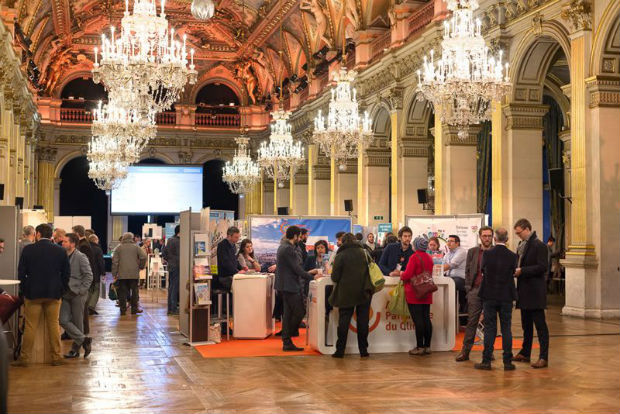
[248,215,352,268]
[405,214,486,251]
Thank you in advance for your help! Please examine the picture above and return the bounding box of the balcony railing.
[59,107,93,123]
[195,113,241,127]
[156,112,176,125]
[408,1,435,38]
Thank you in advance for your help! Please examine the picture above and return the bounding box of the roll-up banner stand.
[405,214,487,251]
[248,215,352,268]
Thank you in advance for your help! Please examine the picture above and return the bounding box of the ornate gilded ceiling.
[8,0,392,103]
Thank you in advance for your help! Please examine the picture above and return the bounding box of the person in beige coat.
[112,232,147,315]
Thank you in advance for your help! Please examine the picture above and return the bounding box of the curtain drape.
[476,121,492,214]
[543,95,565,249]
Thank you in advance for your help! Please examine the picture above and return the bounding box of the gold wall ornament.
[561,0,592,32]
[532,12,544,38]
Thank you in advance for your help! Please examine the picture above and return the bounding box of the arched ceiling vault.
[11,0,394,102]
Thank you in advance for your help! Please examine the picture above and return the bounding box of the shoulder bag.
[365,251,385,292]
[410,254,438,299]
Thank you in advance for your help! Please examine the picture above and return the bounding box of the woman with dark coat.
[401,236,434,356]
[329,233,374,358]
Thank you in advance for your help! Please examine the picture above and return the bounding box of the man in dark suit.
[512,218,549,369]
[456,226,494,361]
[14,223,70,367]
[275,226,319,351]
[216,226,243,291]
[163,225,180,315]
[475,228,518,371]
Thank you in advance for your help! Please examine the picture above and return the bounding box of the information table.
[232,273,275,339]
[308,276,456,354]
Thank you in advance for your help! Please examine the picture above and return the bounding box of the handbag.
[108,281,119,301]
[365,251,385,292]
[0,292,23,324]
[387,281,410,318]
[410,254,438,299]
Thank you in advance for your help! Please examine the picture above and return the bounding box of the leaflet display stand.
[188,230,213,344]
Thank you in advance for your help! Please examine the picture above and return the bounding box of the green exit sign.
[373,215,383,220]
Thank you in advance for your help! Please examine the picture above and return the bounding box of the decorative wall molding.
[586,76,620,108]
[503,104,550,130]
[561,0,592,32]
[36,146,58,162]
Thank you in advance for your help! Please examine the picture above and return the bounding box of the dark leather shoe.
[512,354,531,363]
[283,344,304,352]
[275,330,282,336]
[332,352,344,358]
[299,321,307,328]
[82,337,92,358]
[88,308,99,315]
[360,351,370,358]
[504,363,516,371]
[131,309,143,315]
[63,350,80,359]
[455,351,469,362]
[531,359,548,369]
[61,332,70,341]
[474,362,492,370]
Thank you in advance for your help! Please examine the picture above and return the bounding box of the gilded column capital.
[586,76,620,108]
[561,0,592,32]
[443,125,480,146]
[385,87,404,112]
[503,103,549,130]
[36,146,58,162]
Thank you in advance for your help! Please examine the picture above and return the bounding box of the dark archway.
[59,156,109,251]
[126,158,176,237]
[195,83,240,114]
[203,159,238,218]
[60,78,106,110]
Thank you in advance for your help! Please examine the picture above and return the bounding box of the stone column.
[492,103,547,239]
[357,143,367,225]
[389,109,403,228]
[36,147,57,222]
[307,144,316,215]
[434,122,479,215]
[329,154,339,216]
[314,158,330,215]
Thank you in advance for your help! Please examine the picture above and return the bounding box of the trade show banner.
[377,223,393,246]
[249,216,352,266]
[405,214,485,250]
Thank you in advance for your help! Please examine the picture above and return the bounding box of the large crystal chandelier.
[416,0,511,139]
[191,0,215,20]
[258,109,305,185]
[87,133,130,191]
[313,67,373,165]
[223,136,260,194]
[92,0,198,114]
[91,99,157,164]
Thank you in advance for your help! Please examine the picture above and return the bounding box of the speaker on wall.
[344,199,353,212]
[417,189,428,204]
[15,197,24,209]
[0,183,4,200]
[33,204,44,210]
[548,168,564,193]
[277,207,289,215]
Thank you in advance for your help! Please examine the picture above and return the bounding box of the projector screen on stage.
[111,165,203,214]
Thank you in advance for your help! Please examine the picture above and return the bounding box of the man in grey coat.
[60,233,93,359]
[112,232,147,315]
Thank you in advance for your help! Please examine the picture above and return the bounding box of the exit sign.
[373,215,383,220]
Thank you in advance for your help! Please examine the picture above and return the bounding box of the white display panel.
[111,165,203,214]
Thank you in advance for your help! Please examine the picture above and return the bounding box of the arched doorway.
[59,156,109,250]
[195,83,240,114]
[60,77,106,110]
[203,159,238,218]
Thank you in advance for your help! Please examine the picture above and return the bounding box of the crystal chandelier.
[313,67,373,165]
[91,99,157,164]
[223,136,260,194]
[258,109,305,184]
[87,133,130,191]
[191,0,215,20]
[416,0,511,139]
[92,0,198,114]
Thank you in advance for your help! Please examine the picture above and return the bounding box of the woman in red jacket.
[401,236,434,355]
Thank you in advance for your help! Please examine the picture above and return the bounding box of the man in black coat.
[275,226,318,351]
[87,234,106,315]
[512,218,549,369]
[14,223,70,367]
[474,228,518,371]
[216,226,243,291]
[163,226,181,315]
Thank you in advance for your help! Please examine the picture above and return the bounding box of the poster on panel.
[405,214,485,251]
[249,216,352,267]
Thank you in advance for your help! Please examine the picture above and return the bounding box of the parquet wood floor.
[7,290,620,414]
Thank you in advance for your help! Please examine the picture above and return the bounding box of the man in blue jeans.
[163,225,180,315]
[475,228,518,371]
